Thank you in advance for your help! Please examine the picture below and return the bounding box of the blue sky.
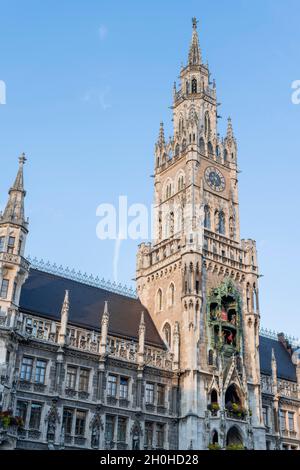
[0,0,299,337]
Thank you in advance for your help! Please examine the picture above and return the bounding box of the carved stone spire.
[188,17,201,66]
[157,122,165,148]
[271,348,278,393]
[138,311,145,367]
[0,153,27,227]
[99,301,109,356]
[173,321,180,370]
[58,290,69,346]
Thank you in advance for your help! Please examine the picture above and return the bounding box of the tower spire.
[188,17,201,66]
[0,153,27,227]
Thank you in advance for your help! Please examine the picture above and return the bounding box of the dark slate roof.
[19,268,165,348]
[259,335,297,382]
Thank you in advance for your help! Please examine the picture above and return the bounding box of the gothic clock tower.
[136,19,266,449]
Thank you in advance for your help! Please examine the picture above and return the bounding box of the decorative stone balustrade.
[19,314,173,371]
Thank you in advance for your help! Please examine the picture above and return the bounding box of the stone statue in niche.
[131,420,142,450]
[91,423,100,448]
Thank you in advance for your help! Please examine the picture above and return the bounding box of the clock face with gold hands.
[205,166,225,192]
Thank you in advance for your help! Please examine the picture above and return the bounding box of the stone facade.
[0,19,300,451]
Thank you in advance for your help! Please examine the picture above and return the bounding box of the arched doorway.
[226,426,243,448]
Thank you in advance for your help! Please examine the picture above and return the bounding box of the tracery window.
[191,78,197,94]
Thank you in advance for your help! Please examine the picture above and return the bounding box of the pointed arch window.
[182,139,187,152]
[208,350,214,366]
[166,183,172,200]
[157,289,163,312]
[169,283,175,307]
[175,143,180,156]
[204,205,211,229]
[229,217,235,239]
[216,146,220,159]
[218,211,226,235]
[178,175,185,192]
[224,149,228,162]
[214,210,219,233]
[208,142,214,158]
[253,284,258,312]
[205,112,211,137]
[162,323,171,347]
[246,283,251,312]
[191,78,197,94]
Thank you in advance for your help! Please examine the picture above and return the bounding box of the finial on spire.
[19,152,27,166]
[192,17,198,30]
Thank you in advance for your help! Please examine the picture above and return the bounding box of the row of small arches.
[158,138,233,164]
